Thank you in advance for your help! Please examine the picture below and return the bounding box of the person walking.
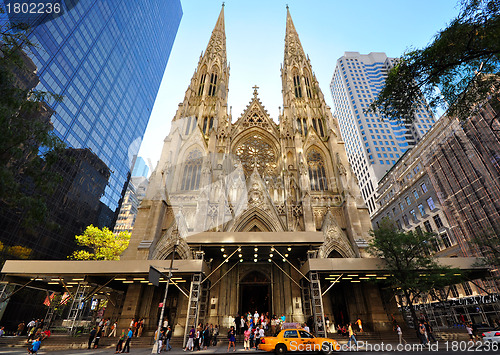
[184,326,195,351]
[115,330,126,353]
[418,322,428,345]
[157,329,164,354]
[347,323,358,349]
[424,321,436,342]
[109,321,117,337]
[93,327,102,348]
[88,327,97,349]
[165,326,172,351]
[27,337,41,354]
[466,323,474,341]
[243,327,251,351]
[356,318,363,332]
[396,324,404,345]
[203,323,211,349]
[121,327,133,353]
[212,325,219,346]
[227,326,236,352]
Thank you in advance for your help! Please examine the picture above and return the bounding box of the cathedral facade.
[121,6,393,337]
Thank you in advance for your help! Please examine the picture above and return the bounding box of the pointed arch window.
[202,117,214,135]
[181,150,203,190]
[297,118,308,135]
[307,149,328,191]
[312,118,325,137]
[185,116,197,135]
[208,73,218,96]
[198,73,206,96]
[293,75,302,98]
[304,76,312,99]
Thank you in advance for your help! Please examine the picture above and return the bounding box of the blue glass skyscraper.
[1,0,182,225]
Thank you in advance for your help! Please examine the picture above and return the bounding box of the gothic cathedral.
[122,6,393,336]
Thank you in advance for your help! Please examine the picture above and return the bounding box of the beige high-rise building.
[121,6,393,336]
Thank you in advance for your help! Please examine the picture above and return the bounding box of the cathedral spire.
[284,6,306,65]
[172,5,230,139]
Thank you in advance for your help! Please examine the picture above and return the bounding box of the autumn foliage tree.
[70,225,131,261]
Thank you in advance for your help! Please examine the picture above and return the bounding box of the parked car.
[259,328,338,354]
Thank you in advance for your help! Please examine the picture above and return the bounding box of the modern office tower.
[0,0,182,237]
[131,156,150,178]
[330,52,436,214]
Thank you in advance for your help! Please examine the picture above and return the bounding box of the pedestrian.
[280,314,286,323]
[27,337,41,354]
[270,317,276,335]
[254,326,261,348]
[157,329,164,354]
[227,326,236,352]
[115,330,126,353]
[88,326,97,349]
[466,323,474,341]
[109,321,117,337]
[424,321,436,342]
[396,324,405,345]
[195,325,201,351]
[418,322,428,345]
[17,321,25,336]
[258,326,265,346]
[103,318,110,337]
[347,323,358,349]
[0,326,4,337]
[184,325,195,351]
[94,326,102,348]
[356,318,363,332]
[165,325,173,351]
[244,327,251,351]
[203,323,211,349]
[121,327,133,353]
[212,324,219,346]
[138,318,144,337]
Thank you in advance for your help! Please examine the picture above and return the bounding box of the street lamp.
[151,238,180,353]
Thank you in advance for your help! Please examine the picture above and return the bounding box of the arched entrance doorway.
[239,271,271,315]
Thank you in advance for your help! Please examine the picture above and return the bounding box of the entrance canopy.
[1,259,209,294]
[301,257,489,283]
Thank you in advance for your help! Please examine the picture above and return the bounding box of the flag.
[60,292,71,305]
[43,292,55,306]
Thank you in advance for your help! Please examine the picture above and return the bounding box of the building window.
[406,196,411,205]
[305,75,312,99]
[427,197,436,210]
[462,282,473,296]
[312,118,325,137]
[413,190,419,199]
[400,203,405,212]
[402,214,409,225]
[307,149,328,191]
[181,150,203,190]
[208,73,218,96]
[421,182,428,193]
[198,73,206,96]
[410,209,417,222]
[396,219,402,230]
[441,232,452,248]
[433,215,444,229]
[423,220,433,233]
[293,74,302,98]
[415,226,423,236]
[418,204,425,217]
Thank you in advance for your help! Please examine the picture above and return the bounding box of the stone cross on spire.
[253,85,259,97]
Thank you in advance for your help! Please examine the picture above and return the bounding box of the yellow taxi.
[258,328,338,354]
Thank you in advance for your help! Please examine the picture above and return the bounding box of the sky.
[137,0,462,170]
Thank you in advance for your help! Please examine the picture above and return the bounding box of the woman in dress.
[227,326,236,352]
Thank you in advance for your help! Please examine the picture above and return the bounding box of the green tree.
[368,0,500,122]
[368,219,463,327]
[0,20,66,228]
[70,225,131,261]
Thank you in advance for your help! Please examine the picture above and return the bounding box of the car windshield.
[298,330,314,338]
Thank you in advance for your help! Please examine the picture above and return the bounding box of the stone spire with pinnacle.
[172,5,229,140]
